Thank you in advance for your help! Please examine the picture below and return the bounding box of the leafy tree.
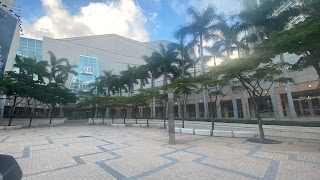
[184,4,218,118]
[127,93,148,123]
[0,72,28,126]
[214,52,292,140]
[99,96,118,124]
[40,83,77,124]
[235,0,300,43]
[170,77,197,128]
[260,19,320,80]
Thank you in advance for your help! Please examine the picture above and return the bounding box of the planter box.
[181,128,194,134]
[111,124,118,127]
[117,124,126,127]
[132,124,141,127]
[156,124,165,128]
[4,126,16,130]
[175,128,181,133]
[233,131,255,138]
[194,129,211,136]
[212,130,233,137]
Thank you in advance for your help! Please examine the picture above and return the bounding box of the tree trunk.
[91,106,95,124]
[103,108,106,125]
[8,95,17,126]
[112,108,114,124]
[253,100,265,140]
[199,34,209,119]
[29,101,37,127]
[49,107,54,124]
[209,95,215,132]
[135,106,138,124]
[182,94,187,128]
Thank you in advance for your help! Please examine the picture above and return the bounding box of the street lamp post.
[168,88,175,145]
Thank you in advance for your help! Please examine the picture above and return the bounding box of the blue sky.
[14,0,240,42]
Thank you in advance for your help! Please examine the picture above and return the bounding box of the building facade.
[42,34,169,100]
[17,37,43,61]
[0,0,21,117]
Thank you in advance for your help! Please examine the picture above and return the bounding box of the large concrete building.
[0,0,20,117]
[43,34,169,100]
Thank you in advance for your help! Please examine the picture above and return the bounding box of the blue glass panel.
[69,55,99,97]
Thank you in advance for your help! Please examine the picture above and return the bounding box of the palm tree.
[55,62,78,85]
[120,65,139,96]
[110,75,128,96]
[88,77,105,96]
[170,26,197,76]
[136,65,150,90]
[143,55,162,118]
[99,70,117,96]
[151,43,179,86]
[185,4,218,118]
[47,51,77,85]
[204,42,225,66]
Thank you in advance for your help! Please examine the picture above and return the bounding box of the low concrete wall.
[115,119,320,140]
[0,118,67,127]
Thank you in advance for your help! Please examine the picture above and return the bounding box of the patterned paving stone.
[0,125,319,180]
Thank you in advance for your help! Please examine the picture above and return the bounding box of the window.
[81,67,93,74]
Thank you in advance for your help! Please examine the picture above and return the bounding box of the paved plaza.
[0,125,320,180]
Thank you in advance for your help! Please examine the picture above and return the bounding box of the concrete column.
[140,107,143,118]
[275,94,285,119]
[126,108,128,118]
[284,98,290,118]
[241,98,248,119]
[216,97,222,119]
[243,92,251,119]
[168,88,175,145]
[298,100,303,117]
[280,54,297,120]
[269,83,280,120]
[307,98,314,117]
[231,91,238,119]
[59,105,63,118]
[203,89,209,118]
[106,108,110,118]
[178,100,182,118]
[152,98,156,118]
[195,95,199,118]
[249,100,256,118]
[0,95,6,117]
[224,104,229,118]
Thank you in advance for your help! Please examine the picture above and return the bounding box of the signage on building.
[0,7,17,75]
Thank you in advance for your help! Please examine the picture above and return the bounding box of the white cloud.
[22,0,149,41]
[170,0,188,15]
[148,12,158,23]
